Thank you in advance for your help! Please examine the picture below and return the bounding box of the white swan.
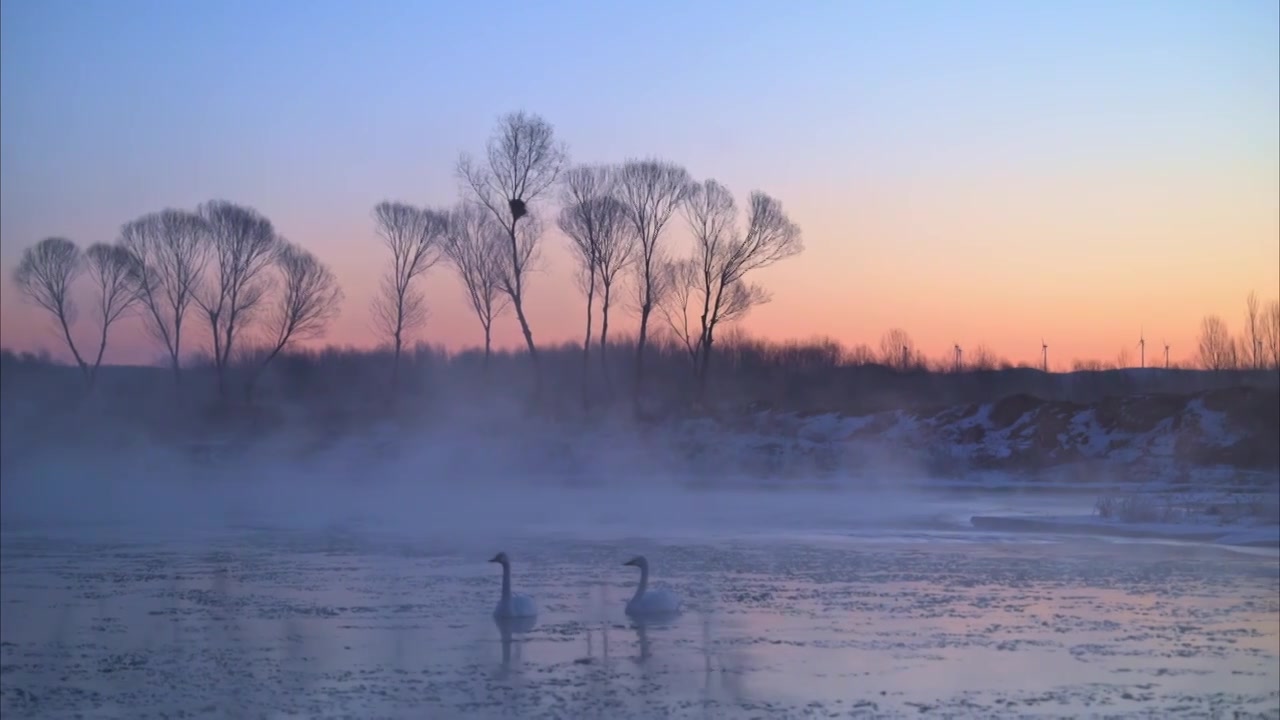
[489,552,537,619]
[623,555,682,617]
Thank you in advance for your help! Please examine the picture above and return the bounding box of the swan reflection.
[629,612,680,663]
[494,614,537,674]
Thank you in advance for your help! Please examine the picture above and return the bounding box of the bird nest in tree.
[508,198,528,221]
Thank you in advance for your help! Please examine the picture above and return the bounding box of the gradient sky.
[2,0,1277,368]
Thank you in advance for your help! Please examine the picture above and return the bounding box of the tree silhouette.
[195,201,281,397]
[615,159,692,408]
[678,180,802,394]
[13,237,89,379]
[84,243,141,387]
[1264,299,1280,370]
[247,240,343,398]
[442,202,510,370]
[458,111,568,394]
[1244,291,1262,369]
[371,201,448,385]
[1198,315,1233,370]
[558,164,630,406]
[120,209,209,388]
[658,258,701,367]
[879,328,916,370]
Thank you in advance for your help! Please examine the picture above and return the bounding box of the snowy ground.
[3,493,1278,719]
[654,387,1278,481]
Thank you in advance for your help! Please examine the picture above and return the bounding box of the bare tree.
[1244,291,1262,369]
[443,202,510,369]
[657,258,701,367]
[625,249,677,373]
[371,201,448,384]
[615,159,692,403]
[1264,298,1280,370]
[244,241,342,396]
[1197,314,1233,370]
[969,344,1001,371]
[559,166,607,386]
[120,209,209,388]
[13,237,88,378]
[558,165,630,406]
[661,267,765,374]
[195,200,281,396]
[846,343,876,365]
[458,111,569,386]
[83,243,140,386]
[592,203,636,390]
[680,179,801,393]
[879,328,917,370]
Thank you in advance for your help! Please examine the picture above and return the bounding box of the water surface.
[2,514,1277,719]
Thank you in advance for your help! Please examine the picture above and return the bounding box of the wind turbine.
[1163,340,1170,369]
[954,343,962,372]
[1041,338,1048,373]
[1138,327,1145,369]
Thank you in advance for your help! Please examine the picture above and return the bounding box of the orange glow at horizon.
[2,153,1276,372]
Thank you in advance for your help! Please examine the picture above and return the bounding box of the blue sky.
[2,0,1277,364]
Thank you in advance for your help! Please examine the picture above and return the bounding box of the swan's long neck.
[500,561,512,604]
[632,562,649,602]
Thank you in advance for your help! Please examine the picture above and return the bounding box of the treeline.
[11,205,342,400]
[3,330,1276,437]
[10,110,804,412]
[8,109,1279,421]
[1192,292,1280,372]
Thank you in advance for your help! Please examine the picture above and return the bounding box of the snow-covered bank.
[661,386,1279,481]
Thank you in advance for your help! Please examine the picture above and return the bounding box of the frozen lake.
[2,491,1278,719]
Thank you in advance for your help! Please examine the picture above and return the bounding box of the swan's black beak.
[488,555,501,563]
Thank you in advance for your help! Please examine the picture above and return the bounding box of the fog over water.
[2,396,1277,718]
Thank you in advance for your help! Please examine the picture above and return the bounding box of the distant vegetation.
[6,109,1279,431]
[2,332,1277,436]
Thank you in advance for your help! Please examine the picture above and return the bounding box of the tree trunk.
[219,316,238,400]
[511,292,541,401]
[208,311,226,398]
[633,301,652,415]
[89,323,109,391]
[599,283,612,399]
[581,276,595,411]
[168,312,185,394]
[170,346,183,389]
[505,218,540,399]
[696,272,714,380]
[57,310,89,383]
[392,329,402,389]
[483,324,492,376]
[512,297,538,360]
[696,328,716,403]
